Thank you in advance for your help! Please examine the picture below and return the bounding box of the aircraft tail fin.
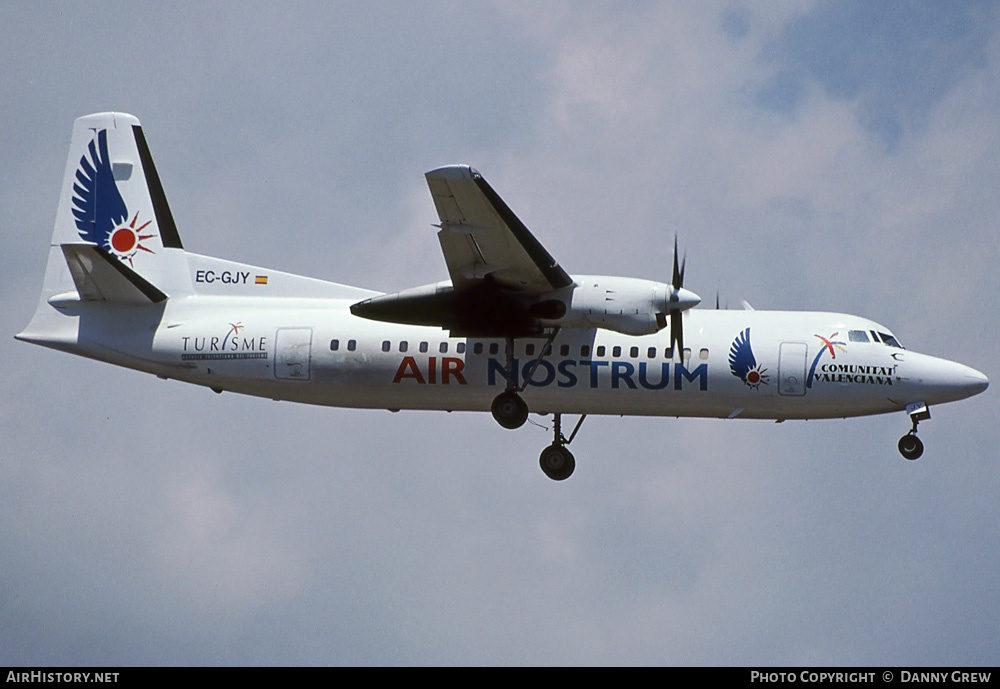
[46,112,191,300]
[18,113,379,346]
[18,113,190,345]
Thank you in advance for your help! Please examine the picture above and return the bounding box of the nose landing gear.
[898,402,930,460]
[898,433,923,460]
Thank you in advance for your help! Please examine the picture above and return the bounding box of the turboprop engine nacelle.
[544,276,701,336]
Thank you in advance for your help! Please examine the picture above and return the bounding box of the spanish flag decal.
[255,275,268,285]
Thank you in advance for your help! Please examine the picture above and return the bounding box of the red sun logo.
[108,212,156,264]
[744,364,769,390]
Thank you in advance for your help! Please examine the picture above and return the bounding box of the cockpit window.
[849,330,871,343]
[878,332,903,349]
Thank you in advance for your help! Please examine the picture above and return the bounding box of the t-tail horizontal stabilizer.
[59,244,167,305]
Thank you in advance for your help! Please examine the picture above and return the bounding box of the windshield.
[847,328,904,349]
[878,332,903,349]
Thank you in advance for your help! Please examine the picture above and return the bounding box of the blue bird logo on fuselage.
[729,327,769,390]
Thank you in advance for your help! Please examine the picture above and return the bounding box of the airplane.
[17,113,989,480]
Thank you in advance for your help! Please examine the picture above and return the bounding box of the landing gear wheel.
[491,391,528,430]
[898,433,924,460]
[539,443,576,481]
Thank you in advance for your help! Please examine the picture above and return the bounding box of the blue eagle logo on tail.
[729,327,769,389]
[71,129,155,264]
[72,129,127,247]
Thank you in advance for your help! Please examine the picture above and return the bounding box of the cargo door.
[778,342,807,396]
[274,328,313,381]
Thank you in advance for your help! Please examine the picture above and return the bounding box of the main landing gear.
[491,391,528,429]
[488,329,586,480]
[898,402,930,461]
[490,330,559,431]
[539,413,587,481]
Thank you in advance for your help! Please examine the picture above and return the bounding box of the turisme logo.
[72,129,156,265]
[180,321,268,361]
[729,328,769,390]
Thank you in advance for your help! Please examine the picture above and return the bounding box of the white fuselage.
[30,291,986,423]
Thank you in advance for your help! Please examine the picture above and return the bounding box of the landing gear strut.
[489,329,560,430]
[539,413,586,481]
[484,330,586,480]
[898,402,930,461]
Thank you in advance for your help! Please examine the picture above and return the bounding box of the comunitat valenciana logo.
[71,129,156,265]
[806,332,847,388]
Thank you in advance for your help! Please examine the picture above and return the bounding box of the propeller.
[671,236,686,290]
[667,236,699,355]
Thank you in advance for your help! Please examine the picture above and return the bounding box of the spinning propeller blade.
[669,236,688,355]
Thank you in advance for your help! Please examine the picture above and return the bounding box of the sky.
[1,0,997,666]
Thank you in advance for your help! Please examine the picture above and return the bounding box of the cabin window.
[682,348,692,361]
[849,330,870,343]
[330,339,340,351]
[525,344,536,356]
[581,345,591,357]
[647,346,657,359]
[612,345,622,357]
[457,342,466,354]
[489,342,499,355]
[665,347,674,359]
[347,339,357,352]
[439,342,448,353]
[630,346,639,358]
[399,341,408,353]
[596,345,606,357]
[699,348,709,360]
[560,344,570,357]
[381,340,391,352]
[474,342,484,355]
[419,341,428,353]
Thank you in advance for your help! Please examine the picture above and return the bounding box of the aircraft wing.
[426,165,573,293]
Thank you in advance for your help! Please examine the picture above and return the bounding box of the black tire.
[898,434,924,460]
[491,391,528,429]
[539,444,576,481]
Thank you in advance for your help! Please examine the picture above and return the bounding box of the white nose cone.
[944,361,990,399]
[964,367,989,397]
[908,355,990,403]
